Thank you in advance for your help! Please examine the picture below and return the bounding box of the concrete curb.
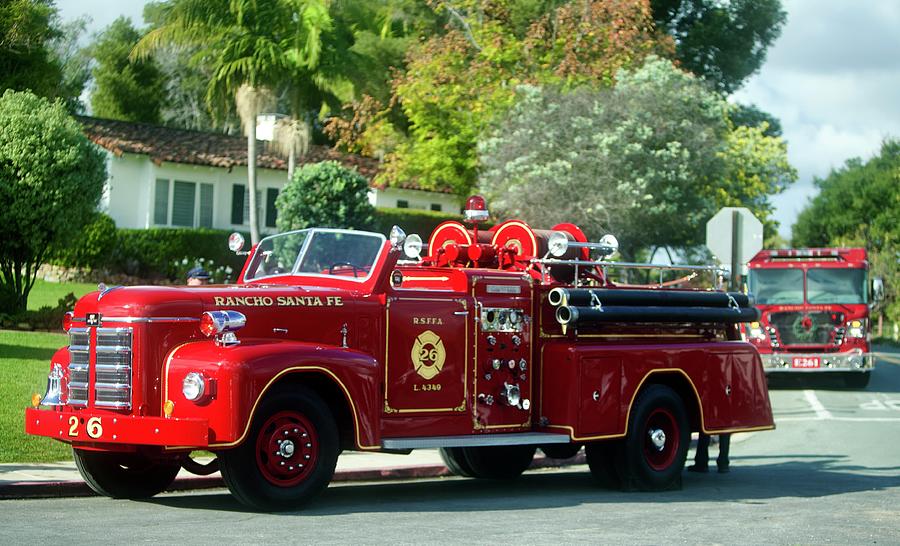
[0,453,586,500]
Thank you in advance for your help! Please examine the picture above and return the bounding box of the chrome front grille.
[67,327,133,409]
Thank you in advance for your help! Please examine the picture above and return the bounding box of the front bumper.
[25,407,209,447]
[760,351,874,374]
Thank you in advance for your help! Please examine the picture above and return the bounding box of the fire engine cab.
[745,248,883,388]
[26,197,774,511]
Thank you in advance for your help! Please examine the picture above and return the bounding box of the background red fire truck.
[745,248,884,388]
[25,197,774,511]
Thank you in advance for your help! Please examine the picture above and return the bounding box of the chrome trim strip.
[96,364,131,371]
[381,432,571,449]
[94,346,132,353]
[71,316,200,323]
[94,400,131,408]
[95,382,131,390]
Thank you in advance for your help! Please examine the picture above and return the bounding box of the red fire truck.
[26,197,773,511]
[745,248,883,387]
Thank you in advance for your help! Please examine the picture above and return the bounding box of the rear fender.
[164,339,381,450]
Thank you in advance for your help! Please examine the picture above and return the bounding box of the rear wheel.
[618,384,689,491]
[844,372,871,389]
[460,445,536,480]
[585,441,622,488]
[439,447,475,477]
[73,449,181,499]
[219,388,339,511]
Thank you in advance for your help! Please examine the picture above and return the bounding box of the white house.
[78,117,460,233]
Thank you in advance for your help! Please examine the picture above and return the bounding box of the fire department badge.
[411,330,446,380]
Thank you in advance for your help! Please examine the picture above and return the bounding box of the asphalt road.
[3,352,900,544]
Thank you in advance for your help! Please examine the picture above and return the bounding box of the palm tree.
[134,0,337,243]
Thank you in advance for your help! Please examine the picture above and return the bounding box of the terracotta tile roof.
[77,115,382,178]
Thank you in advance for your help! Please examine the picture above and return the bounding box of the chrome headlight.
[182,372,206,401]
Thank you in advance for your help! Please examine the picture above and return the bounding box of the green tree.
[136,0,366,243]
[793,140,900,322]
[479,57,795,258]
[650,0,787,94]
[378,0,665,196]
[729,103,782,138]
[0,90,106,313]
[275,161,375,231]
[0,0,88,107]
[90,17,166,123]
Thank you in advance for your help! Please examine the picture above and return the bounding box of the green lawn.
[0,330,72,462]
[27,279,97,310]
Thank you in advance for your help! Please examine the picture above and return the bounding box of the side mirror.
[872,277,885,303]
[228,232,250,256]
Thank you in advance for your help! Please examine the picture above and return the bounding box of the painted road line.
[804,389,833,420]
[777,416,900,422]
[877,352,900,365]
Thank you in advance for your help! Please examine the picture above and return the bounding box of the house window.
[231,184,245,224]
[199,183,214,227]
[155,178,213,228]
[231,183,262,226]
[153,179,169,225]
[172,181,196,226]
[265,188,279,228]
[397,200,409,209]
[430,204,442,212]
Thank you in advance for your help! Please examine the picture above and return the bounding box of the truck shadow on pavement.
[146,455,900,515]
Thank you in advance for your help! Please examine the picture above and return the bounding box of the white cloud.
[733,0,900,239]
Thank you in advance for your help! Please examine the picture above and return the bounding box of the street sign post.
[706,207,763,290]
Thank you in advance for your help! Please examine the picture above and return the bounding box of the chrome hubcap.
[277,439,295,458]
[649,428,666,451]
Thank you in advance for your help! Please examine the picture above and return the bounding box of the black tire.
[844,372,871,389]
[618,384,689,491]
[460,445,536,480]
[585,441,622,489]
[73,449,181,499]
[540,443,582,460]
[219,387,339,511]
[439,447,475,477]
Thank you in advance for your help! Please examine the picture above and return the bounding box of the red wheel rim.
[643,407,679,471]
[255,410,319,487]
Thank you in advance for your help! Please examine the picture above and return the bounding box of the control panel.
[475,304,532,428]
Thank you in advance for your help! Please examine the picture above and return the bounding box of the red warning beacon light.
[464,195,489,224]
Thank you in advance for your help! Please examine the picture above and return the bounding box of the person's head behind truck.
[187,266,210,286]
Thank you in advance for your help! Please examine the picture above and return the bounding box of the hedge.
[370,207,463,238]
[48,208,469,280]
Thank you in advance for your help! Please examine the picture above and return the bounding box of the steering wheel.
[328,262,363,278]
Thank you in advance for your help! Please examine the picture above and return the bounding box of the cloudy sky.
[58,0,900,239]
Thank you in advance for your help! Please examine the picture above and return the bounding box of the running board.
[381,432,571,450]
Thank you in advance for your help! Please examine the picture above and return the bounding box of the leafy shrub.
[276,161,375,231]
[112,228,247,280]
[170,257,236,284]
[48,212,118,269]
[0,293,77,331]
[370,207,463,238]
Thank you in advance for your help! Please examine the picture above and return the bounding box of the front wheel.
[460,445,536,480]
[73,449,181,498]
[618,384,689,491]
[844,372,871,389]
[219,387,339,511]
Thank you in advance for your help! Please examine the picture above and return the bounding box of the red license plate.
[792,357,820,369]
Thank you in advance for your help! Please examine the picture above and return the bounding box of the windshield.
[748,268,804,304]
[244,229,385,282]
[807,268,867,304]
[749,267,868,305]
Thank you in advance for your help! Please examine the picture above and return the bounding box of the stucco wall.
[104,152,457,232]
